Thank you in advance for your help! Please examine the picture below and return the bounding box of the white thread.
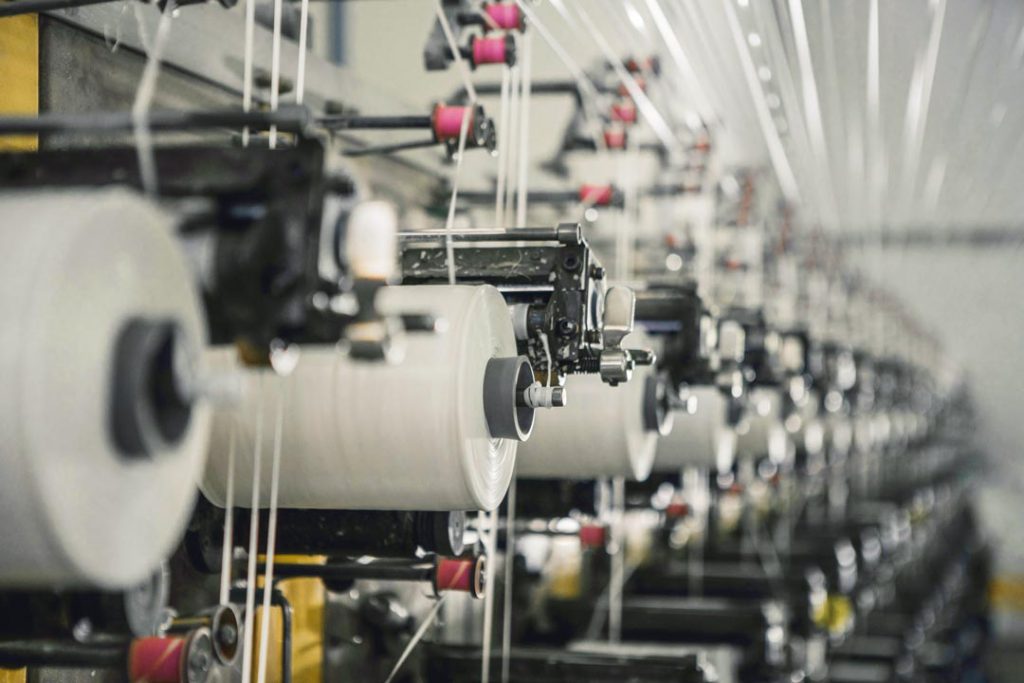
[786,0,838,226]
[583,560,639,641]
[433,0,477,284]
[218,421,237,606]
[495,66,512,229]
[255,380,286,683]
[514,31,532,228]
[898,0,947,214]
[434,0,477,102]
[103,0,129,53]
[503,65,521,225]
[644,0,715,124]
[131,1,151,53]
[481,508,499,683]
[131,0,174,198]
[608,475,624,643]
[268,0,284,148]
[241,0,256,146]
[513,0,606,151]
[296,0,310,105]
[500,476,517,683]
[721,0,801,204]
[239,380,264,683]
[383,594,449,683]
[555,0,678,152]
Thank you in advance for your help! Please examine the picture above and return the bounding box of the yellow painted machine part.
[0,669,27,683]
[251,556,326,683]
[825,594,854,638]
[990,575,1024,612]
[0,14,39,151]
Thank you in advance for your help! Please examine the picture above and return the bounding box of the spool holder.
[167,604,241,666]
[634,284,712,389]
[400,223,616,386]
[483,356,537,441]
[322,104,497,158]
[463,34,517,69]
[110,318,194,459]
[643,375,674,436]
[128,629,213,683]
[425,0,522,71]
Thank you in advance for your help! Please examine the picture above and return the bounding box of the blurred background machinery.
[0,1,1019,682]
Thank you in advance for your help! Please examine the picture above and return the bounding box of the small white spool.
[736,387,791,465]
[202,284,518,511]
[516,333,661,481]
[653,385,737,473]
[0,189,209,588]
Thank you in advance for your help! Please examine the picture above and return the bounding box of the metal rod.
[398,226,562,242]
[0,640,127,668]
[459,79,584,99]
[458,189,580,204]
[320,114,432,130]
[263,561,435,583]
[0,108,309,136]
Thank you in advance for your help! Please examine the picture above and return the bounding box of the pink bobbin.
[604,128,627,150]
[666,501,690,519]
[484,2,523,31]
[578,184,614,206]
[435,556,485,598]
[579,524,607,549]
[611,102,638,124]
[128,637,185,683]
[432,104,475,142]
[472,36,508,66]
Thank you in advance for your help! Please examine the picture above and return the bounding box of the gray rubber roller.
[483,356,536,441]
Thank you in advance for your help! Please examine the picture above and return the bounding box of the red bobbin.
[666,501,690,519]
[129,637,184,683]
[611,101,638,125]
[578,184,614,207]
[483,2,525,31]
[434,555,485,599]
[471,35,514,67]
[603,128,627,150]
[579,524,607,549]
[128,629,213,683]
[432,104,475,142]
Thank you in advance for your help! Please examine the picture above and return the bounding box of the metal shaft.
[264,561,435,583]
[321,114,432,130]
[0,108,309,135]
